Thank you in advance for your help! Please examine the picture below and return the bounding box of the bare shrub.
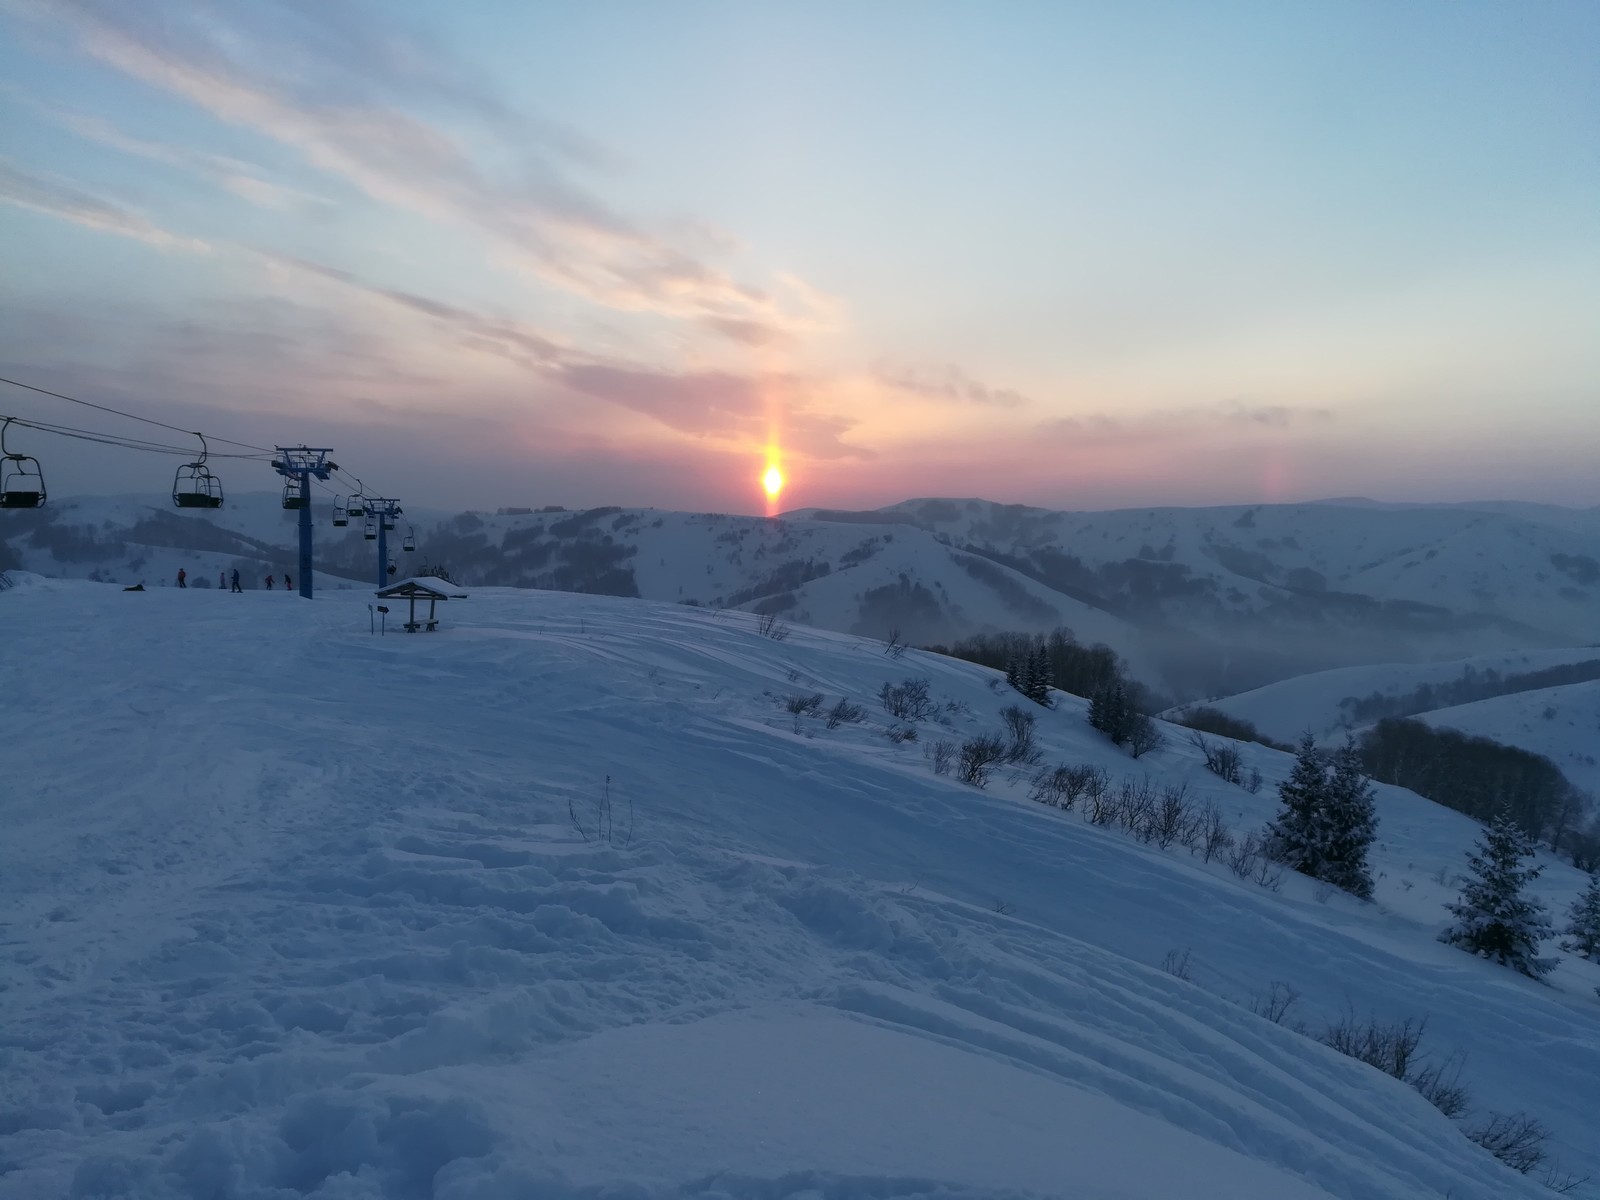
[1189,731,1246,785]
[1029,764,1101,811]
[825,697,865,729]
[1319,1009,1426,1081]
[1200,801,1234,863]
[784,692,824,731]
[880,677,935,721]
[1468,1111,1549,1175]
[1126,713,1165,759]
[569,774,630,847]
[926,739,957,776]
[957,733,1008,787]
[757,611,790,640]
[1116,776,1158,835]
[1227,829,1269,879]
[1085,773,1118,825]
[1411,1052,1471,1119]
[1249,981,1300,1025]
[1148,783,1194,849]
[885,724,918,744]
[999,705,1039,764]
[883,627,907,659]
[1160,948,1194,981]
[1244,766,1263,794]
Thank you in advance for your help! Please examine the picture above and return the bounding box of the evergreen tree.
[1027,646,1053,706]
[1321,740,1378,899]
[1088,678,1130,743]
[1005,656,1023,694]
[1266,734,1331,874]
[1441,810,1557,978]
[1561,873,1600,960]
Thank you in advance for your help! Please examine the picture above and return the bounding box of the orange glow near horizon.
[763,464,784,502]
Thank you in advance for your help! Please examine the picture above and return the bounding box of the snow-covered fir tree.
[1320,741,1378,899]
[1026,646,1053,706]
[1561,872,1600,960]
[1440,809,1556,979]
[1265,735,1378,897]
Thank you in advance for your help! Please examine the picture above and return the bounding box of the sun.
[762,465,784,501]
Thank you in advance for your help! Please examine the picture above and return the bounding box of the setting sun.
[762,465,784,500]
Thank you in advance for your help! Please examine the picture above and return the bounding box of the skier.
[265,575,274,591]
[177,568,187,588]
[284,573,292,591]
[230,569,243,593]
[219,571,225,589]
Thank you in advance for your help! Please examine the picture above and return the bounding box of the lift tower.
[271,447,335,599]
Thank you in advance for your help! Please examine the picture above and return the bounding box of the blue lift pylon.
[365,498,404,588]
[271,447,336,599]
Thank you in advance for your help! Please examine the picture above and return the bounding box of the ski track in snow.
[1,576,1595,1199]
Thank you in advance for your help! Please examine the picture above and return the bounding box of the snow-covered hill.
[1416,681,1600,800]
[2,575,1597,1199]
[1194,647,1600,745]
[6,492,1599,701]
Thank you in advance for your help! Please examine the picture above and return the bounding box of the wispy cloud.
[875,362,1028,407]
[0,157,208,250]
[1038,401,1336,441]
[556,364,867,459]
[34,0,836,345]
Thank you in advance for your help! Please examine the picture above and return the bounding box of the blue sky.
[1,0,1596,513]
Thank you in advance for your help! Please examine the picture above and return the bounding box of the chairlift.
[402,527,416,552]
[172,434,224,509]
[387,557,398,577]
[363,518,377,541]
[1,418,46,509]
[346,494,366,517]
[332,497,349,527]
[282,481,305,510]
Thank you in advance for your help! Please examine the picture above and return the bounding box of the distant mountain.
[5,494,1598,701]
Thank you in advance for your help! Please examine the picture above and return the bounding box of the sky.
[1,0,1597,515]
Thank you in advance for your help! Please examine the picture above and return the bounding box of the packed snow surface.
[2,575,1597,1199]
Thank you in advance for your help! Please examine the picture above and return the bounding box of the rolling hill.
[1,574,1597,1198]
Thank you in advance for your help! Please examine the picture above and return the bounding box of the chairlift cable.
[0,375,273,454]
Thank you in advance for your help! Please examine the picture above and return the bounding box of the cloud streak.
[36,0,836,345]
[0,157,208,250]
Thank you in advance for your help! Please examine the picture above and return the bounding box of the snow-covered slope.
[2,576,1596,1199]
[1416,681,1600,800]
[7,493,1598,702]
[1194,647,1600,744]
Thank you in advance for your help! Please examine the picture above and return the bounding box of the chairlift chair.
[380,508,397,531]
[363,518,377,541]
[172,434,224,509]
[402,528,416,552]
[282,481,305,510]
[332,497,349,527]
[1,418,46,509]
[347,495,366,517]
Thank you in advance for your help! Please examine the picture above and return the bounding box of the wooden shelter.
[373,578,467,632]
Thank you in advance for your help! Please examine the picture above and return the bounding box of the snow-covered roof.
[374,577,467,600]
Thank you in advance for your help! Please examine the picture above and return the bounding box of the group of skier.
[173,567,286,592]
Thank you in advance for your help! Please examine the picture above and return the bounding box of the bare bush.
[1227,829,1269,879]
[885,724,918,744]
[957,734,1008,787]
[1197,801,1234,863]
[926,739,957,776]
[784,692,824,731]
[883,627,907,659]
[1161,948,1194,981]
[1145,783,1195,849]
[1320,1009,1426,1081]
[880,677,936,721]
[757,611,790,640]
[569,774,630,847]
[1468,1111,1549,1175]
[825,697,865,729]
[1085,773,1118,825]
[1029,764,1101,811]
[999,705,1039,764]
[1249,982,1300,1025]
[1126,713,1165,759]
[1411,1052,1471,1119]
[1189,731,1246,785]
[1244,766,1263,794]
[1116,776,1158,835]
